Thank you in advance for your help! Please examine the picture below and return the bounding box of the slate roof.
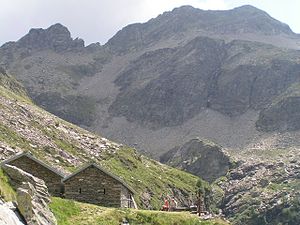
[0,152,65,178]
[62,163,134,193]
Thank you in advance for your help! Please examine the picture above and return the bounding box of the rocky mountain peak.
[233,4,264,12]
[170,5,202,14]
[16,23,84,52]
[229,5,294,34]
[46,23,70,35]
[107,5,294,53]
[171,4,293,35]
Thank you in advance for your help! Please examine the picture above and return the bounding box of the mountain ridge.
[106,5,297,54]
[0,5,300,158]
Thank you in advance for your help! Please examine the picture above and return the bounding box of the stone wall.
[120,185,133,208]
[64,165,130,207]
[7,156,63,197]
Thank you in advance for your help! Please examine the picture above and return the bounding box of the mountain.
[1,5,300,224]
[0,5,300,158]
[107,5,297,53]
[0,70,299,225]
[0,68,200,210]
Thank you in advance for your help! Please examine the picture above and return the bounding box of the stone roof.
[62,163,134,193]
[0,152,65,178]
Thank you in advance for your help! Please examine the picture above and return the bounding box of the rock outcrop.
[160,138,231,182]
[16,23,84,52]
[2,165,57,225]
[217,148,300,224]
[0,201,25,225]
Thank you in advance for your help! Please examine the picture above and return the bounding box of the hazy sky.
[0,0,299,46]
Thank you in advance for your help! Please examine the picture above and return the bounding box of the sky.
[0,0,299,46]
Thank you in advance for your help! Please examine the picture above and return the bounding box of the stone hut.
[62,163,136,208]
[1,152,64,197]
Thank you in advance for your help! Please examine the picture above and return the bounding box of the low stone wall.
[120,185,134,208]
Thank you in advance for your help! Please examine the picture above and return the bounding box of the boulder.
[16,23,84,52]
[0,202,25,225]
[2,165,57,225]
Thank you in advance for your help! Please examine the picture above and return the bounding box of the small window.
[79,188,82,194]
[97,189,105,194]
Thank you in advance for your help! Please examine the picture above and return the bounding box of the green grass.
[102,147,199,209]
[266,180,300,192]
[0,169,16,201]
[49,197,81,225]
[50,197,229,225]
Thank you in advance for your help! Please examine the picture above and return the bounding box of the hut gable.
[1,152,64,196]
[63,163,134,208]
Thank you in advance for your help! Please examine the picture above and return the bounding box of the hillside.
[0,69,200,210]
[1,5,300,158]
[217,147,300,225]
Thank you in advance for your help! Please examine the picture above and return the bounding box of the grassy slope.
[0,168,16,202]
[50,197,229,225]
[103,147,198,207]
[0,74,24,202]
[0,75,199,209]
